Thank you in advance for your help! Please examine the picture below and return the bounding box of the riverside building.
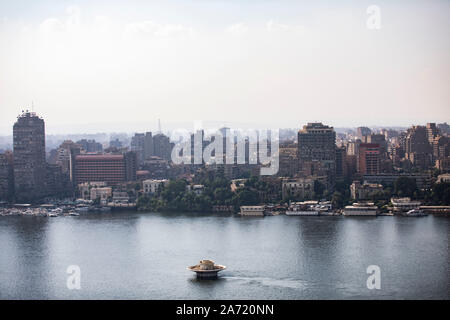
[13,111,46,202]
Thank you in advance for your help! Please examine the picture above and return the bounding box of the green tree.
[430,182,450,205]
[314,181,325,200]
[93,196,101,205]
[394,177,417,198]
[213,187,233,204]
[331,191,344,209]
[233,188,259,206]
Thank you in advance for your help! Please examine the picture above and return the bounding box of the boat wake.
[221,275,307,289]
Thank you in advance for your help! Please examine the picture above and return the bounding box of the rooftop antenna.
[158,118,161,134]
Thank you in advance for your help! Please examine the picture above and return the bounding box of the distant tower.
[158,119,161,134]
[13,111,47,202]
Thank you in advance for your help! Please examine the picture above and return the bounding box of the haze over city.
[1,0,450,306]
[1,0,449,135]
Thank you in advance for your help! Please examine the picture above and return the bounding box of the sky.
[0,0,449,134]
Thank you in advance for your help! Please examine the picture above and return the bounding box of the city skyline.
[1,1,449,305]
[0,113,448,138]
[1,0,449,135]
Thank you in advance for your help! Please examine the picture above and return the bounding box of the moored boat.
[401,209,428,217]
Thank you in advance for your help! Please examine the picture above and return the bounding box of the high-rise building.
[357,143,380,175]
[56,140,81,181]
[345,154,357,179]
[131,133,145,165]
[13,111,47,202]
[365,134,387,159]
[381,129,399,140]
[144,132,153,160]
[124,151,137,181]
[356,127,371,139]
[346,139,361,156]
[426,123,440,144]
[335,146,347,180]
[278,144,298,177]
[437,122,450,135]
[298,123,336,186]
[405,126,432,169]
[153,133,173,161]
[131,132,153,166]
[0,151,14,201]
[432,136,449,160]
[74,152,137,185]
[76,139,103,153]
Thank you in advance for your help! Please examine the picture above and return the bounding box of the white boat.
[68,211,80,216]
[343,202,378,216]
[402,209,428,217]
[239,206,265,216]
[319,211,335,216]
[286,202,320,216]
[75,206,89,213]
[48,208,63,216]
[286,210,319,216]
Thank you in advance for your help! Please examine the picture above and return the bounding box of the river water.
[0,212,448,299]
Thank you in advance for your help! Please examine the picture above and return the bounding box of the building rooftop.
[75,154,124,160]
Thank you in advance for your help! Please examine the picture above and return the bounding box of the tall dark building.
[131,133,145,165]
[124,151,138,181]
[144,132,153,160]
[405,125,432,169]
[298,123,336,186]
[153,133,173,161]
[131,132,153,166]
[13,111,46,202]
[0,151,14,201]
[335,146,347,180]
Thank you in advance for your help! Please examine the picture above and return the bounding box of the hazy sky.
[0,0,449,134]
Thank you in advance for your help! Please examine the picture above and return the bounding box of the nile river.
[0,212,448,299]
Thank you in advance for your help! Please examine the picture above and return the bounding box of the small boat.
[286,210,319,216]
[286,203,319,216]
[75,206,89,213]
[188,260,226,279]
[68,211,80,216]
[402,209,428,217]
[48,213,58,217]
